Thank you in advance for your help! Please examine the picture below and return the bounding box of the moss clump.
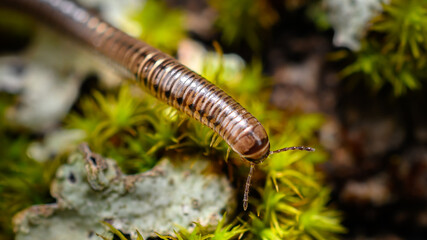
[0,94,57,239]
[341,0,427,95]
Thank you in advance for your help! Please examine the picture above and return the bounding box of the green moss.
[98,213,246,240]
[306,1,331,31]
[66,86,178,173]
[241,112,345,240]
[65,83,233,174]
[342,0,427,95]
[157,216,246,240]
[131,0,186,54]
[209,0,279,51]
[0,94,58,240]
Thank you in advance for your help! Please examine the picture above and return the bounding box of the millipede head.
[242,145,315,211]
[234,125,271,164]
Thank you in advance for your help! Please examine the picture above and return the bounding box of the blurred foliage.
[305,1,331,31]
[0,9,34,44]
[209,0,326,52]
[341,0,427,95]
[0,94,56,239]
[131,0,186,54]
[209,0,279,51]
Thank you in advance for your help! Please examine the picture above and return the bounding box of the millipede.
[2,0,315,210]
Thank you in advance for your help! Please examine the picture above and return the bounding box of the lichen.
[13,145,233,240]
[324,0,389,50]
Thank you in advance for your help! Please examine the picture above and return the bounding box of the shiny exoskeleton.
[2,0,314,211]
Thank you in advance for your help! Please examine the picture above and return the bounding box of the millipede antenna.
[270,146,315,155]
[243,163,255,211]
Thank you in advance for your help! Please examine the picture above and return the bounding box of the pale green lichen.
[13,145,233,240]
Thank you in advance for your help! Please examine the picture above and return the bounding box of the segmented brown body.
[3,0,271,162]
